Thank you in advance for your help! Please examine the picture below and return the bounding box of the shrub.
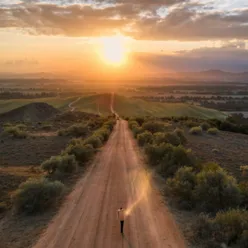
[41,124,52,131]
[137,131,153,147]
[153,131,181,146]
[128,120,139,131]
[58,123,88,137]
[132,126,143,138]
[186,120,199,128]
[196,209,248,248]
[83,135,102,148]
[173,128,187,144]
[142,121,165,134]
[194,167,241,212]
[134,117,145,126]
[207,128,219,135]
[189,126,202,135]
[145,143,174,166]
[3,126,28,139]
[103,120,115,131]
[13,178,65,214]
[160,145,195,177]
[65,143,94,164]
[41,154,78,174]
[201,122,211,131]
[94,128,110,142]
[166,167,196,207]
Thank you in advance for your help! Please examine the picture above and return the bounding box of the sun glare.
[98,35,129,66]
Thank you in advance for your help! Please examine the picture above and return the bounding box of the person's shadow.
[122,233,134,248]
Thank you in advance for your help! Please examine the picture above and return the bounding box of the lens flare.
[125,169,152,217]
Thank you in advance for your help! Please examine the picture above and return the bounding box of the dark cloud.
[134,46,248,72]
[0,0,248,40]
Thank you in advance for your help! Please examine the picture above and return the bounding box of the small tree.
[137,131,153,146]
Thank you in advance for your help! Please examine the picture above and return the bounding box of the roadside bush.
[83,135,102,148]
[196,209,248,248]
[58,123,88,137]
[153,131,181,146]
[132,126,143,138]
[128,120,139,130]
[137,131,153,147]
[160,145,195,177]
[134,117,145,126]
[94,128,110,142]
[41,154,78,174]
[194,167,241,212]
[3,126,28,139]
[201,122,211,131]
[65,143,95,165]
[166,167,196,208]
[13,178,65,214]
[207,127,219,135]
[173,128,187,144]
[145,143,174,166]
[142,121,165,134]
[103,120,115,131]
[189,126,203,135]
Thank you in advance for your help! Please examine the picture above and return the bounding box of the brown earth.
[0,102,60,123]
[0,136,70,166]
[185,130,248,181]
[33,120,186,248]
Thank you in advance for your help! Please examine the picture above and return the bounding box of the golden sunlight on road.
[97,35,129,66]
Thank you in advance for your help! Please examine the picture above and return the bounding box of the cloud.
[134,45,248,72]
[0,0,248,40]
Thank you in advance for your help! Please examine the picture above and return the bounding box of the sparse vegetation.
[3,125,28,139]
[58,123,88,137]
[13,178,65,214]
[189,126,203,135]
[207,127,219,135]
[196,209,248,248]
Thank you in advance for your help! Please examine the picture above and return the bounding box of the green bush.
[160,145,195,177]
[103,120,115,131]
[201,122,211,131]
[194,167,241,212]
[196,209,248,248]
[94,128,110,142]
[166,167,196,208]
[3,126,28,139]
[189,126,203,135]
[153,132,181,146]
[137,131,153,147]
[207,128,219,135]
[41,154,78,174]
[132,126,143,138]
[142,121,165,134]
[173,128,187,144]
[13,178,65,214]
[128,120,139,130]
[145,143,174,166]
[58,123,88,137]
[186,120,199,128]
[65,143,95,165]
[83,135,102,148]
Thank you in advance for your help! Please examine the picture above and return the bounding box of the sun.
[98,35,129,66]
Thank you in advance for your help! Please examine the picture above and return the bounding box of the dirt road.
[68,97,81,112]
[33,120,186,248]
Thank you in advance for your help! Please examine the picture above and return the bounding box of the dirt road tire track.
[33,120,186,248]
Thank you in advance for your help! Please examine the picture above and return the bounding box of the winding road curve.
[33,118,186,248]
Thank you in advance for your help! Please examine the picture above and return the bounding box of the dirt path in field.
[33,120,186,248]
[68,97,81,112]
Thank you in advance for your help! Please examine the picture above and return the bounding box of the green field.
[0,97,78,114]
[0,94,227,119]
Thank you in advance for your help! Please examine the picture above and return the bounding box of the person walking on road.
[117,207,125,234]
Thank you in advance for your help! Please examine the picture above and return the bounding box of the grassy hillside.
[0,94,227,119]
[113,95,227,119]
[0,97,77,114]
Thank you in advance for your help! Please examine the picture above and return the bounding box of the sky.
[0,0,248,78]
